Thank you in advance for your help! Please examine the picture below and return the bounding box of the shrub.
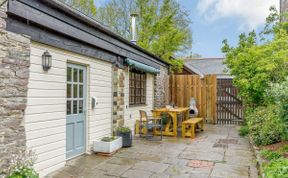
[247,106,284,146]
[101,136,116,142]
[6,149,39,178]
[279,145,288,155]
[239,125,249,137]
[268,77,288,140]
[260,150,282,161]
[263,158,288,178]
[116,126,131,133]
[8,167,39,178]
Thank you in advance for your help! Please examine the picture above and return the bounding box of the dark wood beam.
[7,17,119,64]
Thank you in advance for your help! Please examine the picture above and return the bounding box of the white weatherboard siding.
[124,71,154,133]
[25,42,113,177]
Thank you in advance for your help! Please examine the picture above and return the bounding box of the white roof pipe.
[130,13,138,44]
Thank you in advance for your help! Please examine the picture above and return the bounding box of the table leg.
[135,120,139,135]
[173,113,177,137]
[191,124,195,139]
[182,123,186,138]
[201,120,204,131]
[185,110,189,120]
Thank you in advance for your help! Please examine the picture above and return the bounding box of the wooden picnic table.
[152,107,189,137]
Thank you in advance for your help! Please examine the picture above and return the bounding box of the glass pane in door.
[67,84,72,98]
[67,67,72,82]
[79,69,83,83]
[73,100,78,114]
[67,101,71,115]
[73,68,78,82]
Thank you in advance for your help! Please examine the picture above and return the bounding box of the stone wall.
[112,66,126,132]
[0,6,31,176]
[154,66,169,108]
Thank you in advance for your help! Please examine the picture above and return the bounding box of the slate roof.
[184,58,233,79]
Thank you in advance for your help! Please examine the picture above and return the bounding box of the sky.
[95,0,280,58]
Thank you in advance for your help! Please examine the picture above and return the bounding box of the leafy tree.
[96,0,192,72]
[222,7,288,106]
[96,0,135,39]
[59,0,96,16]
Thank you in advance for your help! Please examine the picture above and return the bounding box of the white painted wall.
[25,42,113,177]
[124,71,154,133]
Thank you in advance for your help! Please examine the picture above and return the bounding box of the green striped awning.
[125,58,160,74]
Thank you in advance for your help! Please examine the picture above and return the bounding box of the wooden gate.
[217,79,244,124]
[170,75,217,123]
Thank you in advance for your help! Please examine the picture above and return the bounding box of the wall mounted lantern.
[42,50,52,71]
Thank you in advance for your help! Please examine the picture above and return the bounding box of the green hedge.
[263,158,288,178]
[247,106,284,146]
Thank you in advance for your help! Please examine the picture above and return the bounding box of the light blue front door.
[66,64,86,159]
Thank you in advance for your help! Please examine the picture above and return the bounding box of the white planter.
[93,136,122,154]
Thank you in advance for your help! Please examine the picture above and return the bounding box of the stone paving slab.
[225,155,255,167]
[162,157,188,166]
[121,169,153,178]
[190,170,212,178]
[179,150,224,162]
[132,161,169,173]
[106,157,139,166]
[225,148,254,157]
[47,125,258,178]
[96,163,131,176]
[210,163,249,178]
[164,165,193,177]
[150,173,170,178]
[165,165,212,178]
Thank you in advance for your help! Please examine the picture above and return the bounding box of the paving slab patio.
[47,125,258,178]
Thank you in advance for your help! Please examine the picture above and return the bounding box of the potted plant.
[161,112,169,125]
[93,136,122,154]
[116,126,132,147]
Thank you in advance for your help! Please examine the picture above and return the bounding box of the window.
[129,69,146,105]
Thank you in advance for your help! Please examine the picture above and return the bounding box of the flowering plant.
[6,148,39,178]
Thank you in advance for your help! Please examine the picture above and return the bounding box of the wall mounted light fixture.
[42,50,52,71]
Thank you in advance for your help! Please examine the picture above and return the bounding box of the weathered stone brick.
[0,68,14,78]
[15,68,29,79]
[0,10,7,19]
[0,18,6,29]
[112,67,126,132]
[0,87,27,97]
[5,102,26,110]
[7,32,30,44]
[154,67,169,108]
[0,27,30,176]
[3,57,30,66]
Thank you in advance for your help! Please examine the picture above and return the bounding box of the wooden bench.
[182,118,204,138]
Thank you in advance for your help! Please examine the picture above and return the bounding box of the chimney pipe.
[130,13,138,44]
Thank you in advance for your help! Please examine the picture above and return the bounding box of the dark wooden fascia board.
[7,17,119,64]
[7,0,168,68]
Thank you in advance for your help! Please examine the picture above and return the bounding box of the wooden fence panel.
[169,75,217,123]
